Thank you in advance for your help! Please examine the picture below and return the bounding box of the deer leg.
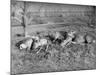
[45,44,49,52]
[66,41,72,46]
[36,46,43,54]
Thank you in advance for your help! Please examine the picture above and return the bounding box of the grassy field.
[11,25,96,74]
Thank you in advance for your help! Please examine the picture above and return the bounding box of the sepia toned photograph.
[11,0,96,74]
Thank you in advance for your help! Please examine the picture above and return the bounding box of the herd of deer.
[15,30,95,54]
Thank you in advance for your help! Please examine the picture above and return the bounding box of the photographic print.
[11,0,96,74]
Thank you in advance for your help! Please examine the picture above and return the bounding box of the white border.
[0,0,98,75]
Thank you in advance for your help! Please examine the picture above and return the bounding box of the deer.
[61,31,76,47]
